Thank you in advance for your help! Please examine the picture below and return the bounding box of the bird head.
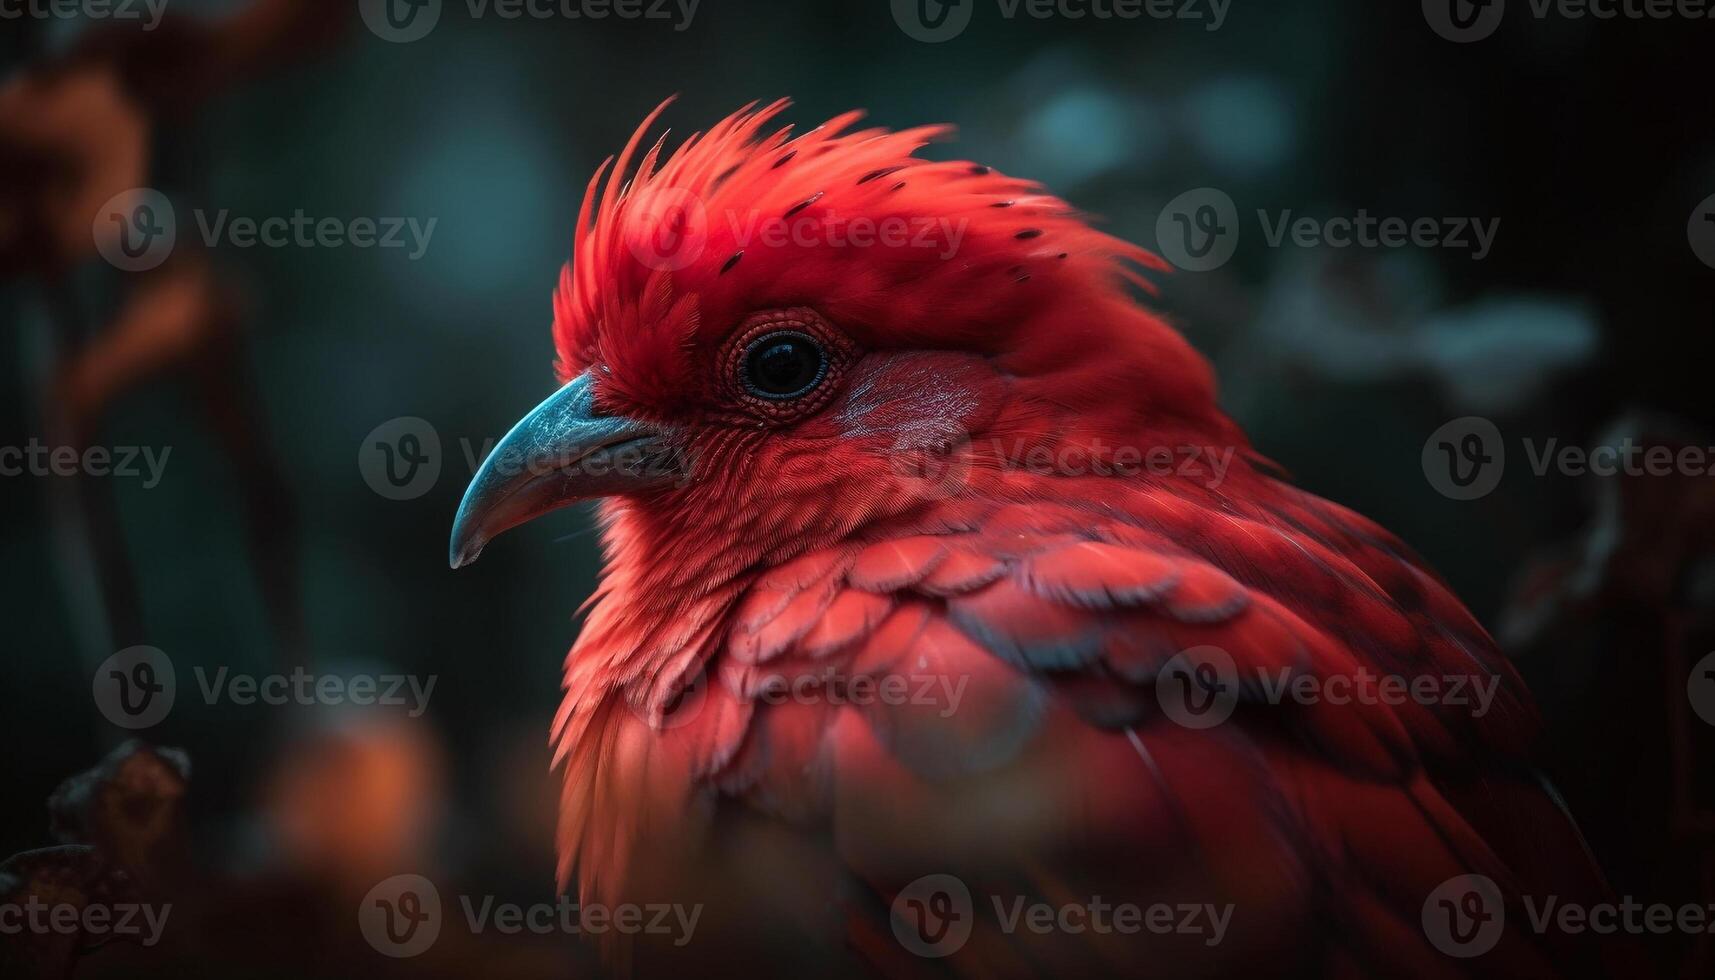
[449,99,1246,576]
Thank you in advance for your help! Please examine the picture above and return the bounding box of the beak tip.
[448,527,484,570]
[444,373,675,572]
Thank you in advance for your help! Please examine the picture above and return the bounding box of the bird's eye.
[743,331,828,400]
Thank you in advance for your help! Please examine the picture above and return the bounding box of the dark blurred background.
[2,0,1712,976]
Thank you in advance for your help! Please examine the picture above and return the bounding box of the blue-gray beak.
[448,372,682,568]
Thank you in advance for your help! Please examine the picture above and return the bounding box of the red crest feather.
[549,99,1212,426]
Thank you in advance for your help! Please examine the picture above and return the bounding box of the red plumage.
[516,100,1617,977]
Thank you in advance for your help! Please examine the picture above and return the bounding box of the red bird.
[450,100,1615,978]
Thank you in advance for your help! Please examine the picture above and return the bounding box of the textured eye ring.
[722,308,855,423]
[742,330,829,400]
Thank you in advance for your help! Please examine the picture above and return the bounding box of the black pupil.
[746,334,824,398]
